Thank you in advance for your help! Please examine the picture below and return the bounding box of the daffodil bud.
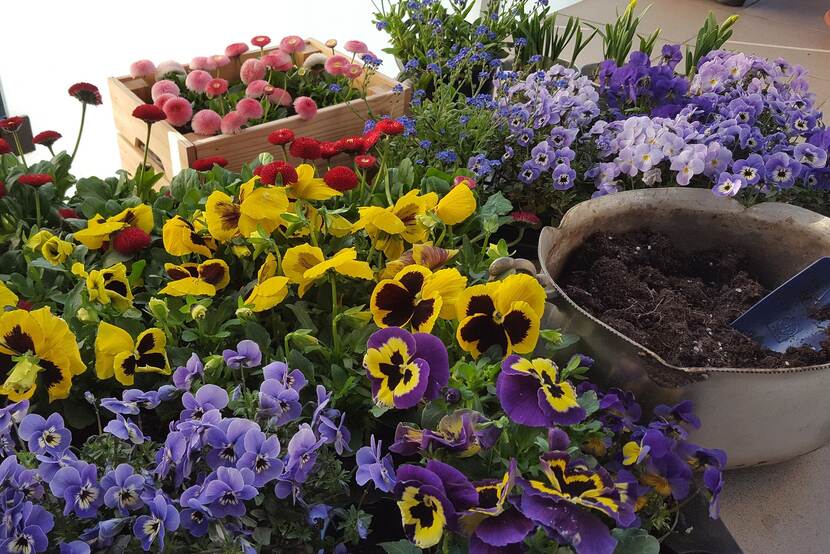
[236,306,254,319]
[148,297,169,320]
[191,304,207,320]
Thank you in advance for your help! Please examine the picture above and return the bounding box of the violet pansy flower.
[50,461,103,519]
[19,413,71,455]
[101,463,145,515]
[172,353,204,390]
[355,434,396,493]
[222,340,262,369]
[133,492,180,551]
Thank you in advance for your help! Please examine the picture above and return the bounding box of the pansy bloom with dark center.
[205,177,288,242]
[162,215,215,257]
[160,259,230,297]
[462,460,534,553]
[364,327,449,409]
[0,307,85,402]
[394,465,457,548]
[456,273,546,359]
[94,322,170,386]
[71,262,133,312]
[497,355,586,427]
[371,265,466,333]
[73,204,154,250]
[390,410,501,458]
[518,452,635,554]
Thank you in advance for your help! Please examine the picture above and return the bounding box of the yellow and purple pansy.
[496,355,586,427]
[390,410,501,458]
[455,273,546,359]
[363,327,449,409]
[370,265,466,333]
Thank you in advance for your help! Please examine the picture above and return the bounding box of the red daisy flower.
[17,300,33,311]
[17,173,53,187]
[68,82,102,105]
[32,130,62,147]
[320,141,342,159]
[267,128,295,146]
[289,137,321,160]
[511,211,542,225]
[374,119,405,136]
[251,35,272,48]
[361,130,382,153]
[225,42,249,58]
[0,116,25,132]
[191,156,229,172]
[0,138,11,154]
[254,161,299,185]
[58,207,78,219]
[354,155,377,169]
[338,136,364,154]
[323,166,358,192]
[132,104,167,124]
[453,175,477,189]
[112,227,152,255]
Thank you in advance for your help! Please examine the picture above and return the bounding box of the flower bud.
[236,306,254,319]
[444,387,461,405]
[191,304,207,320]
[77,307,97,323]
[148,297,169,320]
[325,39,337,49]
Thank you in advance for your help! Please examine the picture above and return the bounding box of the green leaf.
[253,526,272,545]
[379,540,421,554]
[397,159,415,188]
[612,528,660,554]
[577,389,600,416]
[128,259,147,287]
[480,192,513,218]
[169,169,201,201]
[370,404,390,418]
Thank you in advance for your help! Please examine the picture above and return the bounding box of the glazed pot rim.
[539,187,830,377]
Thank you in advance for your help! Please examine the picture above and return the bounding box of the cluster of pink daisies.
[127,35,377,136]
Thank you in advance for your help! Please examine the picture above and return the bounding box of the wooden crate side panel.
[190,92,406,169]
[115,133,171,188]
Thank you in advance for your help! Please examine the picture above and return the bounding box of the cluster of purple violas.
[0,340,373,553]
[385,354,726,554]
[468,47,828,204]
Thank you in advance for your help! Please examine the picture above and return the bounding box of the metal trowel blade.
[731,257,830,353]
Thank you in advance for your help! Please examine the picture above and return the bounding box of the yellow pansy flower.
[286,164,342,201]
[73,205,154,249]
[0,282,18,309]
[205,178,289,242]
[354,190,436,260]
[244,254,290,312]
[435,183,476,225]
[283,244,374,298]
[162,215,215,257]
[159,259,230,297]
[26,230,55,251]
[41,236,74,265]
[0,307,85,402]
[72,263,133,312]
[94,321,169,386]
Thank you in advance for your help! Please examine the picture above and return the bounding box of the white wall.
[0,0,579,178]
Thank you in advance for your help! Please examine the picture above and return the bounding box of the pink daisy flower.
[245,80,270,98]
[251,35,271,48]
[185,70,213,93]
[324,55,350,76]
[240,58,266,85]
[190,56,212,71]
[344,63,364,80]
[130,59,156,79]
[163,97,193,127]
[220,111,247,135]
[155,60,186,79]
[262,51,293,72]
[211,55,231,68]
[151,80,180,102]
[344,40,369,54]
[191,109,222,136]
[225,42,249,58]
[268,87,292,107]
[236,97,264,121]
[293,96,317,120]
[279,35,305,53]
[153,92,176,109]
[205,78,229,98]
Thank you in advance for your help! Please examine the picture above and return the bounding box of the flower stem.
[12,132,27,169]
[34,190,42,228]
[69,103,87,165]
[329,273,341,358]
[138,123,152,200]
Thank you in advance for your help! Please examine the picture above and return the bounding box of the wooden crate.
[109,38,410,186]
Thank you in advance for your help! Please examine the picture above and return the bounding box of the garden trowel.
[731,257,830,353]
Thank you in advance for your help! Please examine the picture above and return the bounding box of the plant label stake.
[731,257,830,353]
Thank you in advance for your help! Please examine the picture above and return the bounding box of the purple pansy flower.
[712,173,744,197]
[764,152,802,189]
[101,463,145,515]
[222,340,262,369]
[259,378,302,427]
[793,142,827,169]
[179,485,211,537]
[530,141,554,170]
[101,389,161,415]
[205,418,258,469]
[552,165,576,190]
[363,327,449,409]
[391,410,501,457]
[356,434,397,493]
[50,462,103,518]
[317,411,351,455]
[200,467,257,518]
[465,461,534,553]
[518,161,541,184]
[172,353,204,391]
[283,423,324,484]
[0,501,54,554]
[59,541,91,554]
[103,414,147,445]
[181,384,229,420]
[496,355,586,427]
[18,413,71,455]
[732,154,764,185]
[237,429,283,486]
[262,361,307,392]
[133,493,179,551]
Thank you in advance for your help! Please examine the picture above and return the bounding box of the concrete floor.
[558,1,830,552]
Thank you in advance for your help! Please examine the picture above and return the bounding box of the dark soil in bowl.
[558,230,830,368]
